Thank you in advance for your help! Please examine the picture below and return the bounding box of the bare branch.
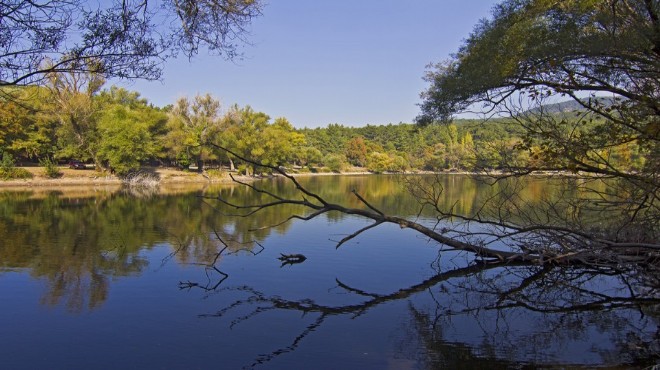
[331,221,384,249]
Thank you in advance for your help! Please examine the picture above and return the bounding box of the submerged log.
[278,253,307,266]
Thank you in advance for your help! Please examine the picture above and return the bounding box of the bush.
[121,170,160,188]
[205,169,228,180]
[323,154,346,173]
[366,152,409,173]
[0,167,33,180]
[40,157,62,178]
[0,152,33,180]
[1,151,14,170]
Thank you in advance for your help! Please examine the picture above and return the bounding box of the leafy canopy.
[418,0,659,245]
[418,0,659,124]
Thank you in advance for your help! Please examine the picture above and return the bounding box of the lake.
[0,175,657,369]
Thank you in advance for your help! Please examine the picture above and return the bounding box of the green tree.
[165,94,223,172]
[220,106,305,174]
[297,147,323,168]
[417,0,658,249]
[0,86,57,160]
[323,153,347,173]
[261,117,306,167]
[48,66,105,166]
[96,88,167,175]
[366,151,408,173]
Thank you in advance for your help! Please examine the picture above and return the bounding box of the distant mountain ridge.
[526,96,621,114]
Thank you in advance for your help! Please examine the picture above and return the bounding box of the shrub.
[0,152,33,180]
[40,157,62,178]
[121,170,160,188]
[323,154,346,173]
[0,151,14,170]
[0,167,33,180]
[205,169,228,180]
[366,152,409,173]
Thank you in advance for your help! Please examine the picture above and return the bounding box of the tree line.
[1,80,649,177]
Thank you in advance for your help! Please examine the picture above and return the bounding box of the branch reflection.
[196,261,659,368]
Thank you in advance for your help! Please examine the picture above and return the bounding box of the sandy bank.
[0,166,379,189]
[0,167,219,187]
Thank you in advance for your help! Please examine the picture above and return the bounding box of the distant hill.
[526,96,622,114]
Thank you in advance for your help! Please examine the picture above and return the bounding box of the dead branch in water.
[206,143,659,276]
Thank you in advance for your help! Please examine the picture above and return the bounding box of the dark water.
[0,175,657,369]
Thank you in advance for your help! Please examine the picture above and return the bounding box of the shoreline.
[0,167,375,189]
[0,166,593,189]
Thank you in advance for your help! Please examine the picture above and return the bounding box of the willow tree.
[96,88,168,175]
[47,66,105,165]
[165,94,224,172]
[220,105,305,175]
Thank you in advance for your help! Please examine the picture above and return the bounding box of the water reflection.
[0,176,658,368]
[196,260,658,368]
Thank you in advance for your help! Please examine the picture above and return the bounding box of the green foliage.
[415,0,658,243]
[295,147,323,167]
[165,94,224,172]
[0,152,32,180]
[0,167,32,180]
[366,152,408,173]
[222,106,306,174]
[1,82,653,178]
[1,151,15,170]
[48,68,106,165]
[39,157,62,178]
[96,91,167,175]
[0,86,58,160]
[417,0,658,172]
[323,154,347,173]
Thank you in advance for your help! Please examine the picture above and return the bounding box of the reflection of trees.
[0,186,295,311]
[187,151,659,367]
[407,265,660,368]
[197,261,659,368]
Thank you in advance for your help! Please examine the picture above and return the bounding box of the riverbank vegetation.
[0,83,650,178]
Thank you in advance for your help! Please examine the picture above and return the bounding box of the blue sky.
[118,1,499,128]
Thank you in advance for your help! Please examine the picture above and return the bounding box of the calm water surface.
[0,175,657,369]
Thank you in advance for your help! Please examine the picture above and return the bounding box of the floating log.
[278,253,307,266]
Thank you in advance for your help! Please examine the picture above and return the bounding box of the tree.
[344,136,368,167]
[296,147,323,168]
[365,151,408,173]
[0,86,57,160]
[165,94,223,172]
[322,153,347,173]
[261,117,306,167]
[47,67,105,165]
[221,106,305,174]
[0,0,263,87]
[415,0,658,253]
[96,88,167,175]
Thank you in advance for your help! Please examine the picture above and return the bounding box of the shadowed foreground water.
[0,175,657,369]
